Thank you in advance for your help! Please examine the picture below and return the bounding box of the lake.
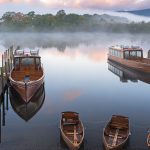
[0,33,150,150]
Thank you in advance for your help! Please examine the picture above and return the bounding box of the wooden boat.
[108,60,150,84]
[147,133,150,147]
[103,115,130,150]
[9,49,44,103]
[108,45,150,73]
[60,111,84,150]
[9,83,45,121]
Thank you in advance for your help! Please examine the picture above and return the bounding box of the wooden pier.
[0,46,14,143]
[0,46,13,95]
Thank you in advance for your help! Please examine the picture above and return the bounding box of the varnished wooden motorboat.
[60,111,84,150]
[108,60,150,84]
[108,45,150,73]
[147,133,150,147]
[9,83,45,121]
[103,115,130,150]
[9,49,44,103]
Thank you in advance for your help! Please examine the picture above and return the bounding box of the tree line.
[0,10,150,33]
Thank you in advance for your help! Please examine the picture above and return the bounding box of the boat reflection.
[9,84,45,121]
[108,60,150,84]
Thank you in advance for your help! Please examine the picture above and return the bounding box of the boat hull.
[147,133,150,147]
[9,76,44,103]
[103,135,127,150]
[108,55,150,73]
[60,129,80,150]
[103,115,130,150]
[60,112,84,150]
[9,84,45,121]
[108,60,150,84]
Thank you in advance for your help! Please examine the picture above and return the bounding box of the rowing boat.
[103,115,130,150]
[60,111,84,150]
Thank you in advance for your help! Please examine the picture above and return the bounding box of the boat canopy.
[14,49,39,57]
[109,45,143,59]
[109,45,143,51]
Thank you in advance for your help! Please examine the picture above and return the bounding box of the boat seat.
[63,122,78,126]
[63,118,79,125]
[66,132,81,135]
[111,123,128,129]
[108,134,123,139]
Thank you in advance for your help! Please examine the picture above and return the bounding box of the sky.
[0,0,150,15]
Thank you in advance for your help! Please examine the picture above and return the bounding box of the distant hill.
[91,14,129,24]
[93,14,129,24]
[120,9,150,17]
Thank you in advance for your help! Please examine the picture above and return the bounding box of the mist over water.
[1,32,150,51]
[0,33,150,150]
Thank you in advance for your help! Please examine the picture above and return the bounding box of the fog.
[93,10,150,23]
[71,9,150,23]
[63,9,150,23]
[0,33,150,52]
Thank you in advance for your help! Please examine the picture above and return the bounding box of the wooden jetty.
[0,46,13,96]
[0,46,14,143]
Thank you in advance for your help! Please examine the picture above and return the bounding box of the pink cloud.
[0,0,149,10]
[64,90,82,102]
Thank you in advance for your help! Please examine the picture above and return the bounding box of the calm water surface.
[0,33,150,150]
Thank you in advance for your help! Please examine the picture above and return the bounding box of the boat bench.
[110,123,128,129]
[63,118,79,125]
[105,129,126,139]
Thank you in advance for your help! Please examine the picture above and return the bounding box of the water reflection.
[108,60,150,84]
[1,33,150,149]
[9,84,45,121]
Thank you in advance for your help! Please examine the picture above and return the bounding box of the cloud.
[63,90,82,102]
[0,0,150,10]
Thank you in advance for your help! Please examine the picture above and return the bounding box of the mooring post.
[10,54,12,71]
[2,94,5,126]
[10,47,13,70]
[8,59,10,74]
[8,49,10,60]
[0,95,1,143]
[5,61,7,80]
[1,55,4,91]
[1,67,3,93]
[6,87,8,110]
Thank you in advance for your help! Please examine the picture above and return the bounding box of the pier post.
[1,55,4,91]
[0,96,1,143]
[5,61,7,80]
[2,94,5,126]
[8,59,10,74]
[6,87,8,110]
[10,46,13,70]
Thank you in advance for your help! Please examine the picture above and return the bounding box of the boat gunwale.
[60,112,84,149]
[108,54,150,66]
[103,115,130,149]
[147,133,150,147]
[9,66,45,86]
